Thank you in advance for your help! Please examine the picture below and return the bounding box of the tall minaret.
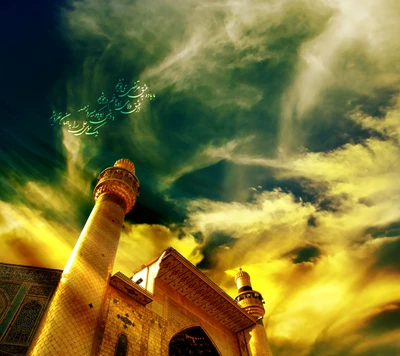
[28,159,139,356]
[235,269,273,356]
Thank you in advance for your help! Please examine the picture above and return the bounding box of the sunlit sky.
[1,0,400,355]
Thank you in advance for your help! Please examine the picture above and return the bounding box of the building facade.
[0,159,272,355]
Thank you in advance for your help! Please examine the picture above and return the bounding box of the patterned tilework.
[0,282,21,323]
[0,265,60,287]
[237,331,250,356]
[27,196,126,356]
[157,251,256,333]
[3,298,44,344]
[0,263,61,356]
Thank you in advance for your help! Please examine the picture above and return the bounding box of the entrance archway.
[169,326,221,356]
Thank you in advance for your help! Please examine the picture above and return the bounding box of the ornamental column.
[27,159,139,356]
[235,269,273,356]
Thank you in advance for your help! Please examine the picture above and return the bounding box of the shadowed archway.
[115,333,128,356]
[169,326,221,356]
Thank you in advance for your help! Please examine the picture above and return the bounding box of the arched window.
[115,333,128,356]
[169,326,220,356]
[114,170,123,180]
[4,300,42,344]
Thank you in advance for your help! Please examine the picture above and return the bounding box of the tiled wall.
[27,198,125,355]
[0,263,61,356]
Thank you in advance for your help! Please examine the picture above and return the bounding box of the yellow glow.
[0,201,77,269]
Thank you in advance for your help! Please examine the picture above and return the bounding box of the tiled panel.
[156,250,257,334]
[3,297,45,344]
[0,264,61,355]
[156,255,180,278]
[202,297,225,313]
[185,284,209,302]
[176,276,203,297]
[192,290,217,308]
[169,271,197,291]
[159,263,188,284]
[0,265,60,286]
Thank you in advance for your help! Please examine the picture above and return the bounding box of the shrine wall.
[97,278,241,356]
[0,263,62,356]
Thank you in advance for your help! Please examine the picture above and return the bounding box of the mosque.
[0,159,272,356]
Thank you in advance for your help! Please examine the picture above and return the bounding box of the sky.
[1,0,400,354]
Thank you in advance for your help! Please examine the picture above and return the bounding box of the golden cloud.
[178,100,400,353]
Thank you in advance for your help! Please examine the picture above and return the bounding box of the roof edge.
[161,247,257,326]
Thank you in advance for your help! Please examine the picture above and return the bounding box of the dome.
[114,159,135,174]
[235,268,250,282]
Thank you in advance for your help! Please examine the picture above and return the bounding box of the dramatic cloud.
[1,0,399,354]
[177,98,400,353]
[279,0,400,156]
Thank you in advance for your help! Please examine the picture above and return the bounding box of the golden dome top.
[235,268,250,282]
[114,159,135,174]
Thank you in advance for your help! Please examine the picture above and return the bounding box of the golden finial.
[114,159,135,174]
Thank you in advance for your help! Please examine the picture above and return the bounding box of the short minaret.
[28,159,139,356]
[235,269,273,356]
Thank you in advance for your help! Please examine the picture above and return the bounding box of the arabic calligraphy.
[49,79,155,137]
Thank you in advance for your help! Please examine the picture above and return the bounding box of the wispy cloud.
[278,0,400,156]
[178,97,400,354]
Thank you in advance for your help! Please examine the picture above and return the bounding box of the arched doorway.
[114,333,128,356]
[169,326,221,356]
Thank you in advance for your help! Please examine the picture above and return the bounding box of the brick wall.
[98,278,242,355]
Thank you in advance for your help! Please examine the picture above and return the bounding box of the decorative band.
[97,193,127,212]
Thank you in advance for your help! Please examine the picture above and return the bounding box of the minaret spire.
[235,269,273,355]
[28,159,139,356]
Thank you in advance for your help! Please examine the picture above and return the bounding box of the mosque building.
[0,159,272,356]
